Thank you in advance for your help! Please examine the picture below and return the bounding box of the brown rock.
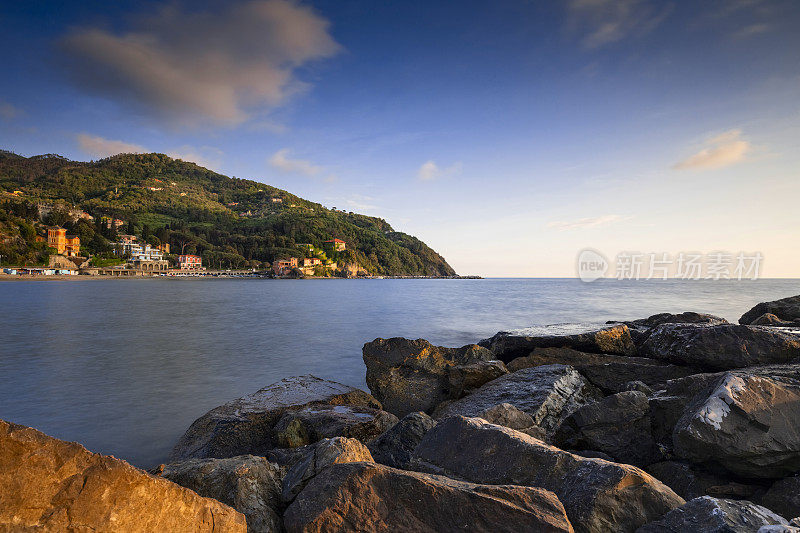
[284,461,574,533]
[272,404,397,448]
[479,402,535,430]
[0,419,246,533]
[447,360,508,398]
[368,412,437,469]
[740,295,800,325]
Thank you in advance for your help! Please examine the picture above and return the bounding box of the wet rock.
[282,437,373,503]
[479,402,536,430]
[368,411,436,469]
[553,391,658,467]
[158,455,282,533]
[615,312,729,347]
[362,337,496,417]
[272,404,397,448]
[740,295,800,325]
[673,372,800,478]
[284,461,574,533]
[480,323,636,362]
[507,347,696,394]
[645,461,764,501]
[170,375,382,461]
[636,496,788,532]
[433,365,600,436]
[447,360,508,398]
[0,419,247,532]
[411,416,684,533]
[639,324,800,370]
[751,313,800,326]
[761,476,800,522]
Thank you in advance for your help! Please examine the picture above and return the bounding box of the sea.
[1,277,798,467]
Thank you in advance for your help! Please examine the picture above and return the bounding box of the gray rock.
[758,525,800,533]
[507,347,697,394]
[362,337,496,417]
[741,295,800,325]
[645,461,764,501]
[553,391,658,467]
[479,402,535,430]
[368,411,436,469]
[625,380,654,395]
[761,476,800,522]
[272,404,397,448]
[284,462,574,533]
[447,360,508,398]
[433,365,600,436]
[281,437,373,503]
[615,312,729,347]
[636,496,787,532]
[158,455,283,533]
[639,324,800,370]
[480,323,636,362]
[751,313,799,326]
[411,416,684,533]
[170,375,382,461]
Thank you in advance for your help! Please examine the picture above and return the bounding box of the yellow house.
[47,227,80,256]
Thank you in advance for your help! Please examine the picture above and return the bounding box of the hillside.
[0,150,456,276]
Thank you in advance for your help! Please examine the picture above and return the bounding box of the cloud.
[417,160,463,181]
[268,148,323,176]
[732,22,770,38]
[547,214,630,231]
[673,129,751,170]
[167,146,224,171]
[76,133,146,158]
[566,0,673,49]
[61,0,341,127]
[0,102,21,120]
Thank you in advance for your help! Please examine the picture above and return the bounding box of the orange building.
[323,238,346,252]
[47,227,80,256]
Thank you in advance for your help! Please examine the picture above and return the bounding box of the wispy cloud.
[268,148,336,182]
[61,0,341,127]
[417,160,463,181]
[167,146,224,171]
[76,134,146,158]
[0,102,21,120]
[673,129,751,170]
[732,22,770,38]
[566,0,673,49]
[547,214,630,231]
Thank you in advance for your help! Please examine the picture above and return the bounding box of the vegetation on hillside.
[0,150,456,275]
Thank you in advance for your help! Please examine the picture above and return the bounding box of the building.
[46,227,80,256]
[272,257,298,276]
[157,242,170,254]
[131,259,169,272]
[101,216,125,230]
[323,238,346,252]
[302,257,321,267]
[177,254,203,270]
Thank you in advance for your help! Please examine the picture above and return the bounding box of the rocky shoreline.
[3,294,800,532]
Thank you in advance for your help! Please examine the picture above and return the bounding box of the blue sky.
[1,0,799,276]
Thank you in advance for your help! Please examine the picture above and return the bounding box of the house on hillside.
[272,257,298,276]
[323,238,346,252]
[44,227,80,256]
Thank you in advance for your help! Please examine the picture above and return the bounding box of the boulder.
[625,381,654,395]
[740,295,800,325]
[447,360,508,398]
[368,412,436,469]
[751,313,800,326]
[362,337,496,417]
[553,391,658,467]
[639,324,800,370]
[759,525,800,533]
[433,365,600,436]
[282,437,373,502]
[672,372,800,478]
[479,402,536,430]
[0,419,247,532]
[284,461,574,533]
[507,347,697,394]
[645,461,765,501]
[272,404,397,448]
[614,312,729,347]
[761,476,800,522]
[636,496,788,532]
[411,416,684,533]
[170,375,382,461]
[157,455,282,533]
[479,323,636,362]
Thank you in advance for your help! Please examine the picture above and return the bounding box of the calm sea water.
[1,278,798,467]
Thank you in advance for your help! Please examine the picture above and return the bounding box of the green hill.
[0,150,456,276]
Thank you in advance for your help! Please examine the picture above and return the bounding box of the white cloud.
[673,129,751,170]
[566,0,672,49]
[417,160,463,181]
[167,146,224,171]
[76,134,146,158]
[547,214,630,231]
[61,0,341,127]
[268,148,324,176]
[0,102,21,120]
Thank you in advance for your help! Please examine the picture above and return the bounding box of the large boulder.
[447,360,508,398]
[639,324,800,370]
[508,347,697,394]
[284,461,574,533]
[368,412,436,469]
[741,295,800,325]
[751,313,800,327]
[761,476,800,523]
[672,372,800,478]
[282,437,373,502]
[553,391,658,467]
[411,416,684,533]
[645,461,764,501]
[0,419,247,532]
[362,337,496,417]
[272,404,397,448]
[157,455,282,533]
[636,496,788,532]
[479,323,636,362]
[614,312,729,347]
[433,365,600,436]
[170,375,382,461]
[479,402,536,430]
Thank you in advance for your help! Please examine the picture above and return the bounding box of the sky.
[1,0,799,277]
